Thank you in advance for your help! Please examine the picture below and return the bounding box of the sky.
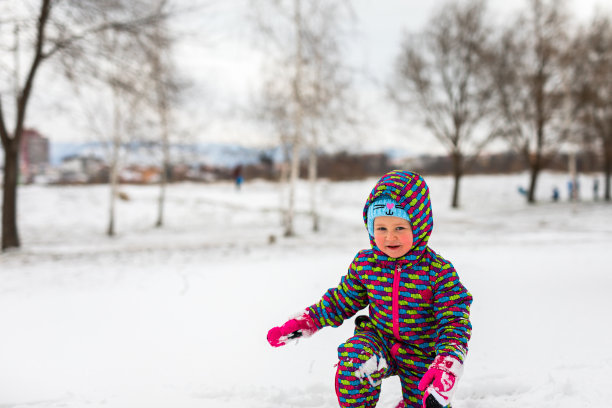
[20,0,612,156]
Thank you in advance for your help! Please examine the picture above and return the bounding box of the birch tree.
[251,0,356,235]
[301,2,356,231]
[70,15,159,236]
[256,79,294,231]
[389,0,495,208]
[139,0,180,228]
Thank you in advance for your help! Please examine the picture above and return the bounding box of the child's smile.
[373,216,414,258]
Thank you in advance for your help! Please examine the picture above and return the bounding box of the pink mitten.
[267,312,318,347]
[417,355,463,408]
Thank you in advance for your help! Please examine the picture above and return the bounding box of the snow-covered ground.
[1,172,611,408]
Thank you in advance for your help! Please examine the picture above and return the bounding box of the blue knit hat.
[367,197,412,236]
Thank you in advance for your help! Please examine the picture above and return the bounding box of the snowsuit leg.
[398,364,426,408]
[335,319,395,408]
[395,352,432,408]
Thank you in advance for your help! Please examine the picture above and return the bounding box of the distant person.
[593,178,600,201]
[267,170,472,408]
[567,180,575,201]
[552,186,559,202]
[232,165,243,191]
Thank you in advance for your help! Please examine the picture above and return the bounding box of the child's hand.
[266,312,318,347]
[417,355,463,408]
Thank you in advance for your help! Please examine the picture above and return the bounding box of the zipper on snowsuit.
[392,264,401,341]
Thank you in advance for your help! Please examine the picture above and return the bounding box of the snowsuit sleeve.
[431,258,473,363]
[307,252,369,329]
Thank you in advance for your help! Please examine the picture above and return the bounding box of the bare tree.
[301,2,357,231]
[107,82,123,237]
[139,0,181,228]
[389,0,494,208]
[102,0,187,230]
[70,17,160,237]
[570,15,612,201]
[489,0,571,203]
[251,0,357,235]
[256,79,294,231]
[0,0,170,250]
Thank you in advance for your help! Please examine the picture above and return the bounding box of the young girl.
[267,170,473,408]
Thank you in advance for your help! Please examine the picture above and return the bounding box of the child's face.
[373,216,414,258]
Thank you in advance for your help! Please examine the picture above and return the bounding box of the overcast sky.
[26,0,612,155]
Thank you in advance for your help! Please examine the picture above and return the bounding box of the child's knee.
[335,350,385,408]
[337,337,389,387]
[335,331,394,407]
[338,336,376,366]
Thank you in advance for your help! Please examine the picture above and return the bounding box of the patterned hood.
[363,170,434,262]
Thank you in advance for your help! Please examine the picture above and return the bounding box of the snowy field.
[1,172,611,408]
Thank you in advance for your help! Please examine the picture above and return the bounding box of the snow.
[1,172,611,408]
[355,355,388,388]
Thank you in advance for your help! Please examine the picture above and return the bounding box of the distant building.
[20,128,50,182]
[59,155,106,183]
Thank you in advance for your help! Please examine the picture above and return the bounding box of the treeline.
[3,0,612,250]
[237,149,602,181]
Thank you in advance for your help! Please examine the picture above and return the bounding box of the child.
[267,170,473,408]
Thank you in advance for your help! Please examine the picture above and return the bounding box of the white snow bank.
[0,172,610,407]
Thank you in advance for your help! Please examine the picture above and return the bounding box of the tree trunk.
[604,138,612,202]
[1,0,51,251]
[155,100,170,228]
[605,162,611,202]
[527,164,540,204]
[284,0,303,238]
[278,141,290,231]
[527,165,541,204]
[107,148,119,237]
[2,141,20,250]
[279,156,289,231]
[450,151,463,208]
[107,87,122,237]
[451,172,461,209]
[156,162,168,227]
[604,164,610,202]
[308,142,319,232]
[528,57,546,204]
[527,135,543,204]
[153,14,170,228]
[285,139,300,237]
[568,151,578,201]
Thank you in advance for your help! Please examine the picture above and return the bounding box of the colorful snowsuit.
[307,171,472,408]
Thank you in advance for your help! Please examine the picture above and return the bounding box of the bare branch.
[42,11,169,60]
